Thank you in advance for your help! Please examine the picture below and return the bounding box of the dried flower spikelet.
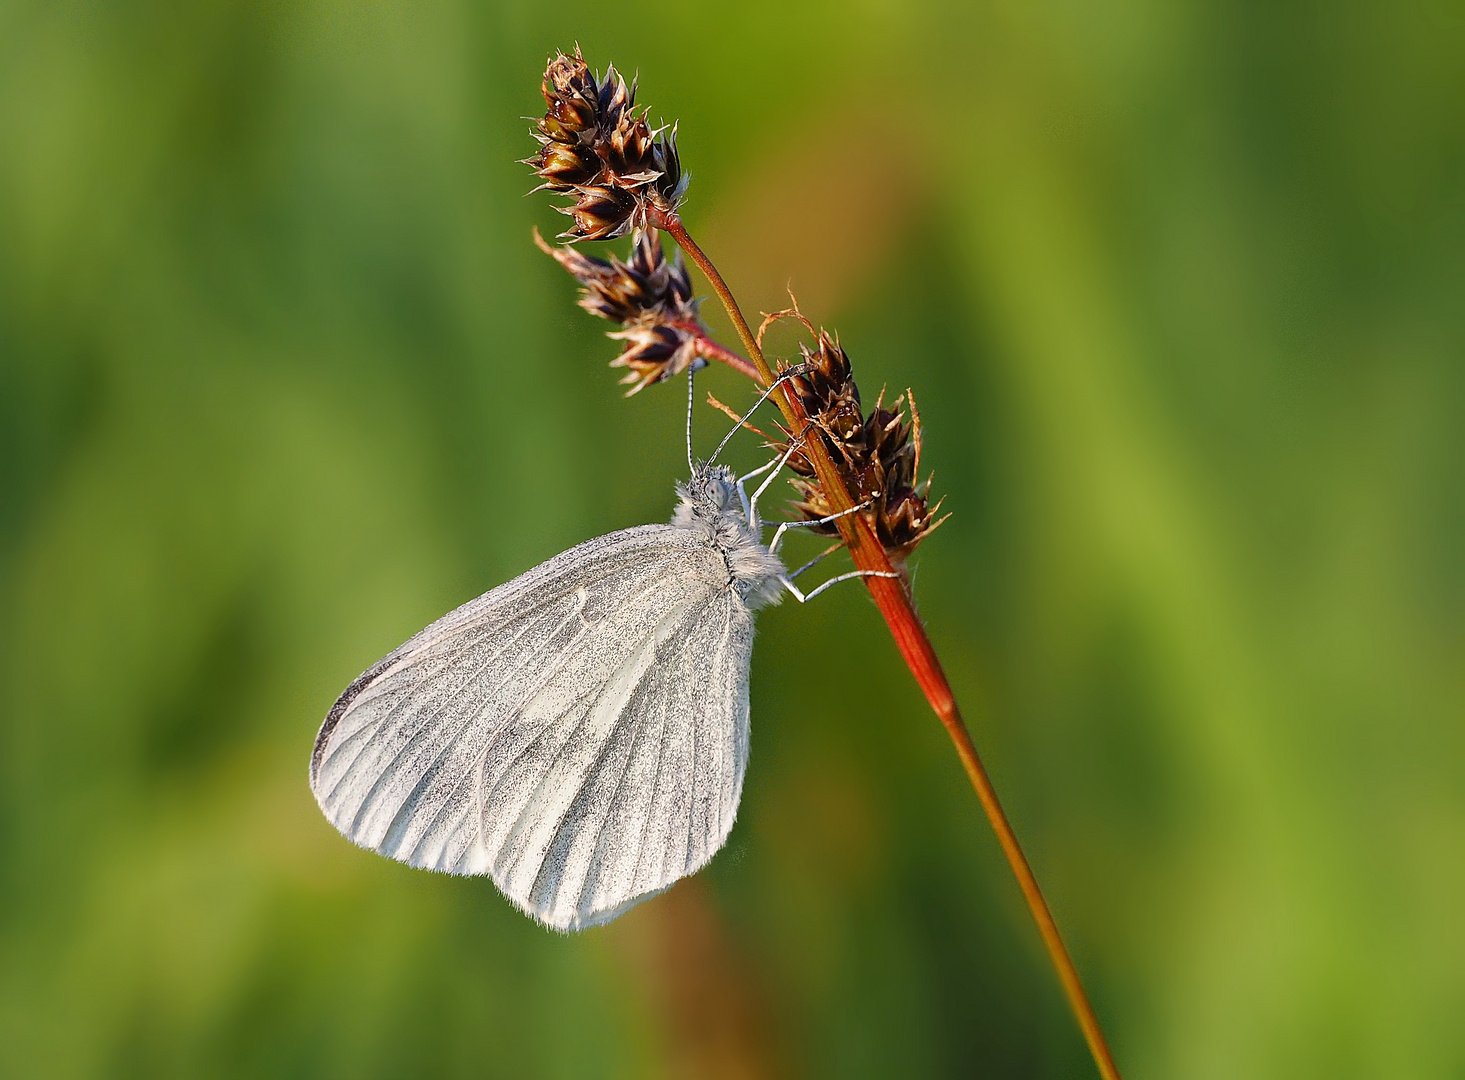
[535,227,707,393]
[525,49,687,240]
[779,330,948,564]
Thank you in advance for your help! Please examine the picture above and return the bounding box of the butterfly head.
[682,462,739,512]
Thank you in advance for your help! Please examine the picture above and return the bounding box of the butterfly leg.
[767,501,872,554]
[781,569,900,603]
[786,541,842,580]
[746,439,809,530]
[735,453,783,521]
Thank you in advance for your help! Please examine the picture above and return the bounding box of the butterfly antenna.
[709,364,809,466]
[686,366,697,473]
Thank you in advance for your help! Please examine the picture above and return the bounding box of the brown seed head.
[606,322,703,394]
[535,227,707,394]
[525,49,688,240]
[772,327,948,564]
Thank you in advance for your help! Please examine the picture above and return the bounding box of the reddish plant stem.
[675,324,762,382]
[657,208,1122,1080]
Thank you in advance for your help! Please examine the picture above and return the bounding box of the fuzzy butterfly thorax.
[671,464,786,611]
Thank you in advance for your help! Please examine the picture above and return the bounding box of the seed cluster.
[526,49,946,566]
[779,331,947,564]
[534,227,708,394]
[525,49,686,241]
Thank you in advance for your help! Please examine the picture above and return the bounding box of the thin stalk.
[679,326,762,382]
[656,208,1122,1080]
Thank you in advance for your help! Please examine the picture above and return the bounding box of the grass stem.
[658,208,1122,1080]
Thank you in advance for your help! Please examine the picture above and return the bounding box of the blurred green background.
[2,1,1462,1077]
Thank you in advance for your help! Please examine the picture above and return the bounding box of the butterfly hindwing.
[310,524,754,930]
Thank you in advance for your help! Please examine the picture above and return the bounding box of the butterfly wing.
[486,579,754,930]
[310,524,754,930]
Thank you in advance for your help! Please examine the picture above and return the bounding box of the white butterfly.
[310,378,894,931]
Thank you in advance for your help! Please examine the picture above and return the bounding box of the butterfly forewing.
[310,523,754,930]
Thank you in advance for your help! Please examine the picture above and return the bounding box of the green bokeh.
[2,2,1462,1077]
